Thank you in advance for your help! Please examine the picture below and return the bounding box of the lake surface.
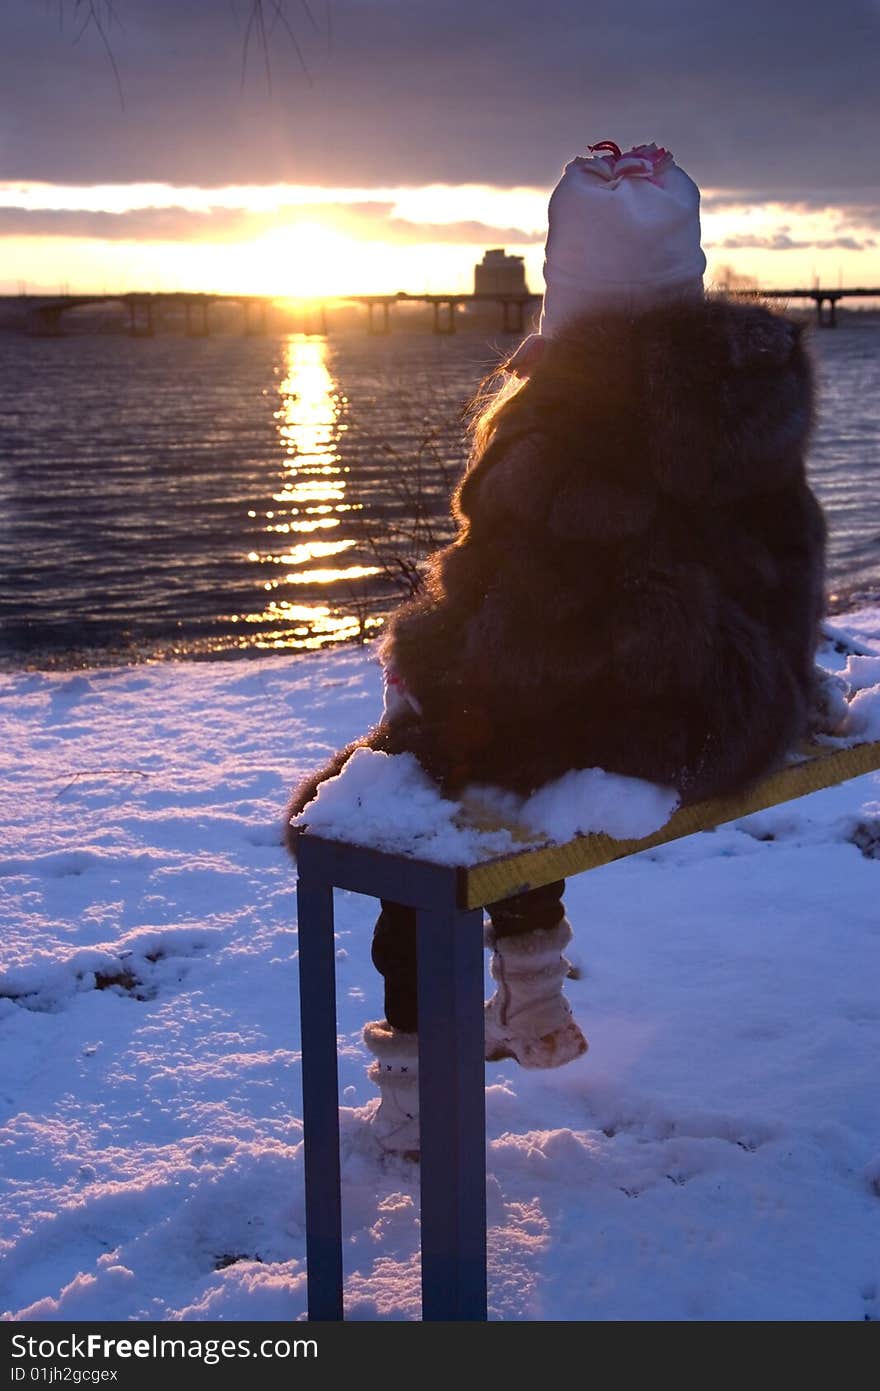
[1,322,878,670]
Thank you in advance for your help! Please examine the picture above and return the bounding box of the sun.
[225,218,433,298]
[239,221,364,298]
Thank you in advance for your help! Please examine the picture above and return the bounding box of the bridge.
[0,289,538,338]
[1,286,877,337]
[731,286,880,328]
[3,291,273,338]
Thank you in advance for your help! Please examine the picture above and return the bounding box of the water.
[0,322,878,671]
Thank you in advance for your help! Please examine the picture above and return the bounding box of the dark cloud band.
[1,0,878,197]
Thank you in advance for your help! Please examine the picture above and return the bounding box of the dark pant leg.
[371,900,418,1033]
[486,880,566,939]
[372,882,567,1032]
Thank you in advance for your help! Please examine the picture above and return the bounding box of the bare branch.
[267,1,313,83]
[70,1,125,109]
[254,0,273,95]
[273,0,319,34]
[349,418,460,616]
[56,767,151,800]
[50,2,316,98]
[240,0,259,89]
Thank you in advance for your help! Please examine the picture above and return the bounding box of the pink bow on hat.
[584,141,675,185]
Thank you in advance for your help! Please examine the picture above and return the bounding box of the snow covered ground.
[2,611,880,1322]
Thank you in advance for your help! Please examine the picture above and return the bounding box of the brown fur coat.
[286,296,826,841]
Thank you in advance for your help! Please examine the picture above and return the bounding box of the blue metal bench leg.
[296,873,344,1321]
[416,900,488,1321]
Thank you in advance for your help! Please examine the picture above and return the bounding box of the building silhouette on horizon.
[474,249,528,295]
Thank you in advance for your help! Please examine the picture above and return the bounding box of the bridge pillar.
[367,301,391,335]
[186,297,209,337]
[245,299,267,336]
[303,303,328,336]
[433,300,456,335]
[501,298,524,334]
[29,305,63,336]
[814,295,838,329]
[128,296,155,337]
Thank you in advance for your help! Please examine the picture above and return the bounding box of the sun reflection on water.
[234,335,380,650]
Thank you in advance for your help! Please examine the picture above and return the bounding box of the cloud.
[1,0,878,199]
[0,206,244,242]
[707,231,878,252]
[702,191,880,224]
[0,201,542,246]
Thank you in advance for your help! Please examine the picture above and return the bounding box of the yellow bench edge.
[462,739,880,909]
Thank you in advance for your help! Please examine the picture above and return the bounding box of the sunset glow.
[3,180,878,298]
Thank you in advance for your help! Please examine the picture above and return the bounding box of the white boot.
[484,918,588,1069]
[363,1020,420,1159]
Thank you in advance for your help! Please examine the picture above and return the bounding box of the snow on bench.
[463,738,880,906]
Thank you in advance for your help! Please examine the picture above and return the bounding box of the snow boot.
[363,1019,420,1159]
[484,918,588,1069]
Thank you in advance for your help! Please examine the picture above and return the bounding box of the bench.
[295,738,880,1321]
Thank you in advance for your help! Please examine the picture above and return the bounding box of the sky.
[1,0,879,297]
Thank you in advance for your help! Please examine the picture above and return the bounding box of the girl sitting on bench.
[287,142,826,1156]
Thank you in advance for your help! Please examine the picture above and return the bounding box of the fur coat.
[286,296,826,838]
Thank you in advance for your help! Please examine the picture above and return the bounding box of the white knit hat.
[539,141,706,335]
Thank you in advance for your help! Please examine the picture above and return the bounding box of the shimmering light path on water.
[240,335,380,650]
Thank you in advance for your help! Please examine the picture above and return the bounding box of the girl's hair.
[465,361,529,467]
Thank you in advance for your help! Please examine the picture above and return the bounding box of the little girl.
[287,142,826,1155]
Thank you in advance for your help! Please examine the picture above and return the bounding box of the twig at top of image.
[46,1,318,104]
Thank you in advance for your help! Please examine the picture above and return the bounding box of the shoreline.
[4,583,880,675]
